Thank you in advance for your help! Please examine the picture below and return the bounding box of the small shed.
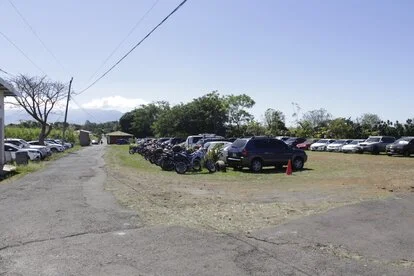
[79,130,91,146]
[1,77,20,170]
[106,131,134,144]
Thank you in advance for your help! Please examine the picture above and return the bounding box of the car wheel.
[51,148,58,153]
[250,159,262,173]
[403,151,410,157]
[292,157,304,170]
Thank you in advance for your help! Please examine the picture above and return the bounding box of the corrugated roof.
[0,77,20,97]
[106,131,134,137]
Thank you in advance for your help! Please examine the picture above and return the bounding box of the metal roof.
[106,131,134,137]
[0,77,20,97]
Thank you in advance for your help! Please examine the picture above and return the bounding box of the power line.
[7,0,68,75]
[86,0,161,83]
[0,30,48,76]
[77,0,188,95]
[0,68,15,77]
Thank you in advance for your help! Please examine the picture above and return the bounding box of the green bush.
[5,126,79,144]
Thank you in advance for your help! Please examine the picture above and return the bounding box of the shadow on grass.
[236,167,314,174]
[173,167,314,176]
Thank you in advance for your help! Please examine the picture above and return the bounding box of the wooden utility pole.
[62,77,73,144]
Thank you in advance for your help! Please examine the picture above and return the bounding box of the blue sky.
[1,0,413,125]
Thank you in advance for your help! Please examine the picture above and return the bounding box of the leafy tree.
[9,75,68,144]
[119,111,134,134]
[328,118,354,138]
[225,94,255,137]
[244,120,266,136]
[301,108,332,129]
[358,113,381,127]
[130,102,168,137]
[263,108,288,135]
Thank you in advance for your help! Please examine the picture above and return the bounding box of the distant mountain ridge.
[5,109,124,125]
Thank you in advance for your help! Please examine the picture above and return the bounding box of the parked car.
[284,137,307,148]
[357,136,395,154]
[309,139,336,151]
[196,137,226,148]
[226,136,307,172]
[326,139,353,152]
[275,136,291,142]
[184,134,223,149]
[296,139,317,150]
[29,140,65,153]
[45,139,73,149]
[161,137,185,147]
[204,141,232,152]
[4,143,41,161]
[386,137,414,157]
[4,138,51,159]
[116,138,129,145]
[341,139,365,153]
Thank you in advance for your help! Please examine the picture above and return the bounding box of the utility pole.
[62,77,73,145]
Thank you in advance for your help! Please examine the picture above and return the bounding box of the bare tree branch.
[10,74,68,144]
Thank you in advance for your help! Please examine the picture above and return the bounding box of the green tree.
[328,118,354,138]
[244,120,266,136]
[301,108,332,129]
[119,111,134,134]
[225,94,255,137]
[263,108,288,135]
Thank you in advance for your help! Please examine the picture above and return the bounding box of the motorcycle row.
[129,140,218,174]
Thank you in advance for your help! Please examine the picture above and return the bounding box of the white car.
[342,139,365,153]
[326,139,353,152]
[46,139,73,149]
[29,141,65,153]
[4,143,42,161]
[204,141,232,151]
[310,139,336,151]
[5,138,51,159]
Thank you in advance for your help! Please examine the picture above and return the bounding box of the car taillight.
[242,149,248,157]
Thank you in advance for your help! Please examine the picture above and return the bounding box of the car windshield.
[396,137,413,144]
[317,139,328,143]
[232,139,248,148]
[366,138,380,142]
[20,140,31,148]
[350,140,361,145]
[335,140,347,144]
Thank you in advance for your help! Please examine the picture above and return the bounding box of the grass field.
[105,145,414,233]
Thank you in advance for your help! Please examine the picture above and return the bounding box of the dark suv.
[357,136,395,154]
[226,137,308,172]
[386,137,414,157]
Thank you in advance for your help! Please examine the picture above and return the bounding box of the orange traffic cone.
[286,159,292,175]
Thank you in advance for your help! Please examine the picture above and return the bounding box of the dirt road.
[0,145,413,275]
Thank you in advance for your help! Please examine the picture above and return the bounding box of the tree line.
[119,91,414,139]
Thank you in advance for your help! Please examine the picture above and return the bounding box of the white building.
[0,77,20,170]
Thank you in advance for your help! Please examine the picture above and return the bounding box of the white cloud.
[80,96,147,112]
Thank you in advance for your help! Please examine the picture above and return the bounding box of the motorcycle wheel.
[161,159,175,171]
[192,159,202,172]
[175,161,187,174]
[205,159,216,173]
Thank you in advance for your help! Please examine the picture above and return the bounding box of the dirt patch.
[105,148,413,233]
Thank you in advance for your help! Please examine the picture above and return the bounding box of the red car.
[296,139,317,150]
